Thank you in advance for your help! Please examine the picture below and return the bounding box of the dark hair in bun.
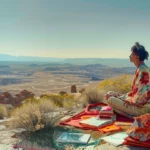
[131,42,149,61]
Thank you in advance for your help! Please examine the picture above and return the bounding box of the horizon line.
[0,53,130,59]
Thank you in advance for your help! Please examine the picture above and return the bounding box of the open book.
[56,132,91,144]
[79,117,113,128]
[101,132,128,146]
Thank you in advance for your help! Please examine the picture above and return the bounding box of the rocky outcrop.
[20,90,34,98]
[0,90,34,106]
[71,85,77,93]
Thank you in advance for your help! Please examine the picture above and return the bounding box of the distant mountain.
[0,65,10,69]
[0,54,65,62]
[0,54,150,67]
[63,58,150,67]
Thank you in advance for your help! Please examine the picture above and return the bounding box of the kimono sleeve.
[132,69,150,105]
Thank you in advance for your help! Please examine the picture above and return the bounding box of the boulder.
[15,94,20,97]
[3,92,11,98]
[71,85,77,93]
[59,91,67,95]
[20,90,34,98]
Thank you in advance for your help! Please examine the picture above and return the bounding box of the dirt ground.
[0,72,100,96]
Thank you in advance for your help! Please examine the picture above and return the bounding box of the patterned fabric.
[126,113,150,141]
[106,62,150,106]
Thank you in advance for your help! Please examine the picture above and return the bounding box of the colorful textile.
[60,103,133,130]
[106,63,150,106]
[126,113,150,141]
[98,124,122,133]
[123,137,150,148]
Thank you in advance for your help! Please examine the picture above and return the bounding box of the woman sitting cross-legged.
[105,42,150,118]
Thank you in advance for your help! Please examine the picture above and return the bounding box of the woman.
[105,42,150,118]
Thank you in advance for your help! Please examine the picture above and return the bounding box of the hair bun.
[135,42,140,48]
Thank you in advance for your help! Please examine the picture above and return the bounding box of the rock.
[71,85,77,93]
[59,91,67,95]
[0,95,5,101]
[11,128,27,134]
[20,90,34,99]
[15,94,20,97]
[0,125,6,130]
[11,134,17,138]
[3,92,11,98]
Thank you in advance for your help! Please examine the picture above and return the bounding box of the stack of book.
[98,106,116,121]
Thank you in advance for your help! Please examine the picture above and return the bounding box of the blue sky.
[0,0,150,58]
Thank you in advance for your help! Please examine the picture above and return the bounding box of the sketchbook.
[56,132,91,144]
[79,117,113,128]
[101,132,128,146]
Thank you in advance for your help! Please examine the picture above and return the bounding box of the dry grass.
[98,74,132,94]
[9,94,78,132]
[0,105,8,119]
[39,98,57,113]
[79,74,132,107]
[78,87,106,108]
[41,94,76,109]
[9,98,61,132]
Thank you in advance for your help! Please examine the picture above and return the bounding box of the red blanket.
[123,137,150,148]
[60,103,134,130]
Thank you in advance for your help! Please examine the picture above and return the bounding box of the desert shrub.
[38,98,57,113]
[98,74,132,94]
[63,98,76,110]
[22,97,39,104]
[0,105,8,119]
[41,94,75,108]
[10,98,61,132]
[78,87,106,108]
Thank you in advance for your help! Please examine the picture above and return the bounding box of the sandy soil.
[0,72,100,96]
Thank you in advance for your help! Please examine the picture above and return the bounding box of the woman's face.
[129,52,139,62]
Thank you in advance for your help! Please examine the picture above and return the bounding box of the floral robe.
[126,113,150,141]
[107,62,150,106]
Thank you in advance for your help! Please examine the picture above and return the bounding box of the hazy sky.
[0,0,150,58]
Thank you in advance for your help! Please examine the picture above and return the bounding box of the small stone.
[11,134,17,138]
[0,125,6,130]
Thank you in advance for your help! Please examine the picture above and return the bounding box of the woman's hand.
[104,94,112,100]
[123,100,132,108]
[123,100,142,108]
